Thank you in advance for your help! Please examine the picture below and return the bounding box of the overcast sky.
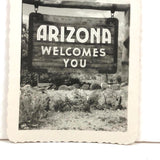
[22,2,129,41]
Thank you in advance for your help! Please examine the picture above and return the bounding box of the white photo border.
[7,0,141,144]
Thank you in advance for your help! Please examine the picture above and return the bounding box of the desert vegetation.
[19,85,127,131]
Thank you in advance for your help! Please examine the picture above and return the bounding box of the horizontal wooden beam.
[23,0,130,11]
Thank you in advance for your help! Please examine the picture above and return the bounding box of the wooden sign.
[28,13,118,73]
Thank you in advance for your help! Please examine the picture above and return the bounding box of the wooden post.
[121,9,130,82]
[23,0,130,12]
[37,73,40,86]
[106,74,108,84]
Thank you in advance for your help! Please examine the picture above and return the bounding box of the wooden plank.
[32,43,115,55]
[32,61,116,69]
[31,14,117,44]
[23,0,130,11]
[32,55,114,63]
[32,58,114,64]
[34,14,117,25]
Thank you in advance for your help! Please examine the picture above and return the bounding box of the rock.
[115,104,123,110]
[119,117,127,123]
[58,85,69,90]
[90,83,101,90]
[21,84,33,93]
[68,86,76,90]
[121,81,128,87]
[72,83,80,89]
[81,84,90,90]
[48,84,57,90]
[38,83,52,88]
[22,84,32,90]
[101,83,109,90]
[111,84,120,90]
[19,122,29,130]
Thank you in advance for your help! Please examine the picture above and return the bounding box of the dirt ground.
[40,109,127,132]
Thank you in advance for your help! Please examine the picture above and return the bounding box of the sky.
[22,2,130,41]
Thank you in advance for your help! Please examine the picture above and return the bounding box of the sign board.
[28,13,118,73]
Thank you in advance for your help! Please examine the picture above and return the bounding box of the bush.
[19,91,50,129]
[116,75,122,85]
[83,103,91,113]
[21,24,38,87]
[65,97,74,108]
[119,117,127,123]
[21,69,38,87]
[53,99,66,112]
[72,90,91,112]
[87,92,99,109]
[51,97,74,112]
[90,83,101,90]
[49,90,92,113]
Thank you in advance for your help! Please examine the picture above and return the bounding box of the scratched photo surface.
[20,0,130,132]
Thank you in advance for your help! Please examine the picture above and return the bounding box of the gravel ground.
[40,109,127,132]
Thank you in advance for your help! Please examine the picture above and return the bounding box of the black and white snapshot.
[19,0,130,132]
[8,0,140,143]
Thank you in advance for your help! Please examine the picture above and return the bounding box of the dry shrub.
[19,89,50,129]
[87,91,99,109]
[50,96,73,112]
[53,99,66,112]
[49,91,91,112]
[71,90,91,112]
[52,96,81,112]
[21,69,38,87]
[116,75,122,85]
[119,117,127,123]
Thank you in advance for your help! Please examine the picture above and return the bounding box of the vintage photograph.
[19,0,130,132]
[8,0,140,144]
